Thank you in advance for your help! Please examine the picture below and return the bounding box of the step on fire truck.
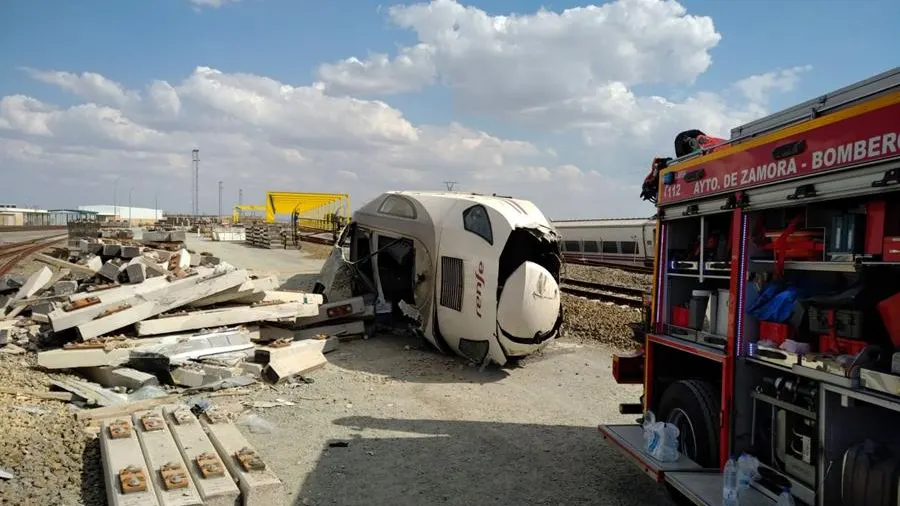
[601,66,900,506]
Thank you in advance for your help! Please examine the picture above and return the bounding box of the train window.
[620,241,638,254]
[563,240,581,252]
[462,205,493,244]
[601,241,618,254]
[583,240,599,253]
[377,195,417,219]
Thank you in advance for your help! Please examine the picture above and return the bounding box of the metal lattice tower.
[191,149,200,217]
[443,180,457,191]
[238,188,243,206]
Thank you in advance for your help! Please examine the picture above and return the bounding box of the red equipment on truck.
[601,66,900,506]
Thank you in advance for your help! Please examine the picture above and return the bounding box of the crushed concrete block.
[239,362,264,377]
[124,263,146,284]
[142,231,169,242]
[200,255,221,266]
[53,280,78,296]
[167,230,186,242]
[0,274,25,291]
[170,364,236,387]
[129,257,166,278]
[83,255,103,273]
[101,244,121,257]
[88,242,103,255]
[84,366,159,390]
[97,261,123,282]
[119,245,140,259]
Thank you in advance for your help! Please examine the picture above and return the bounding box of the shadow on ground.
[325,332,512,384]
[280,272,320,290]
[292,416,674,506]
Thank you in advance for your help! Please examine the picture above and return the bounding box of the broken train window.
[463,204,493,245]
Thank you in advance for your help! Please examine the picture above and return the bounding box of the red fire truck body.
[600,67,900,506]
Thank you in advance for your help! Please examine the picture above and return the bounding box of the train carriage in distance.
[552,218,656,268]
[315,191,564,366]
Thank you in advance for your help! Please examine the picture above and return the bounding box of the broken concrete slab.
[37,329,255,369]
[12,266,53,302]
[131,409,204,506]
[199,411,285,506]
[131,327,256,366]
[53,280,78,296]
[135,300,318,337]
[33,253,98,277]
[261,320,366,343]
[84,366,159,390]
[98,417,162,506]
[50,378,127,407]
[188,276,279,308]
[170,363,237,388]
[76,268,249,339]
[239,361,264,377]
[234,289,323,306]
[257,338,335,383]
[48,277,171,332]
[167,231,186,242]
[162,405,240,506]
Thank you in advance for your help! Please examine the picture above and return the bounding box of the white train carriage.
[315,191,564,366]
[552,218,656,267]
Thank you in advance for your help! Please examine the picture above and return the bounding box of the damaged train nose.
[496,261,562,357]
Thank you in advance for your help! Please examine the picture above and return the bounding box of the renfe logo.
[474,261,485,318]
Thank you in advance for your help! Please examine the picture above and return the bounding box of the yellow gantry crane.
[232,192,350,232]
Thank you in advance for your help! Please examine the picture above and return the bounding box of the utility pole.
[217,181,223,222]
[113,176,121,220]
[191,149,200,218]
[443,180,457,191]
[128,187,134,227]
[238,188,243,206]
[155,193,159,221]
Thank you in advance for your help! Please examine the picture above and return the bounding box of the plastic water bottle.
[723,456,738,506]
[776,487,795,506]
[737,452,758,489]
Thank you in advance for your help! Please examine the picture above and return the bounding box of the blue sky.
[0,0,896,218]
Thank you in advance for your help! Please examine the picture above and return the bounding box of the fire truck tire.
[658,379,720,468]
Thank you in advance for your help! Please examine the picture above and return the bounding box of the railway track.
[559,277,646,308]
[0,234,69,276]
[563,256,653,274]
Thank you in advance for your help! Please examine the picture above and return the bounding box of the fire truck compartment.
[603,66,900,506]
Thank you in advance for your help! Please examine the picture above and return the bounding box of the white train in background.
[315,191,564,366]
[551,217,656,268]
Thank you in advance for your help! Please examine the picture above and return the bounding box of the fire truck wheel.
[658,379,720,468]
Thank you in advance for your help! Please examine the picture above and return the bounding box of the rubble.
[0,228,375,505]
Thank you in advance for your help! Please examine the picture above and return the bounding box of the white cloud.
[188,0,241,9]
[316,44,437,96]
[318,0,721,115]
[0,66,573,214]
[734,65,812,103]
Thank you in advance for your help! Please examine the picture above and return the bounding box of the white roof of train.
[551,217,654,228]
[388,191,551,227]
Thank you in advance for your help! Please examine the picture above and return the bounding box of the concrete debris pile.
[0,228,377,504]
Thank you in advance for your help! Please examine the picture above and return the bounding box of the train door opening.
[372,232,418,323]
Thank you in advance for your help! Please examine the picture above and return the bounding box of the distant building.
[0,204,49,227]
[78,205,164,225]
[47,209,100,225]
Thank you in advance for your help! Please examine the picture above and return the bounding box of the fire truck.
[600,66,900,506]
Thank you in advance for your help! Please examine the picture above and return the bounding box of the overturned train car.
[314,191,563,366]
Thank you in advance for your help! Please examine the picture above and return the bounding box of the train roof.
[551,217,655,228]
